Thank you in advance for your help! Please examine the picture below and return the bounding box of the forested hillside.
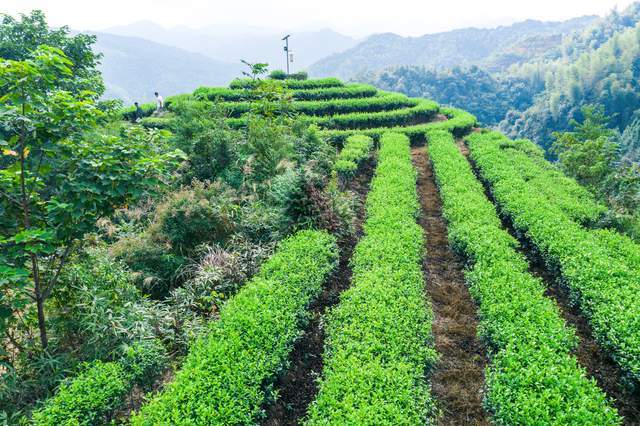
[309,16,597,79]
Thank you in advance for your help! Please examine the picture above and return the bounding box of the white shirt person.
[155,91,164,112]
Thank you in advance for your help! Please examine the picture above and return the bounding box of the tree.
[240,59,269,81]
[0,10,104,97]
[0,46,184,351]
[552,105,619,189]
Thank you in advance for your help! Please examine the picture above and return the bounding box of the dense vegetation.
[3,8,640,426]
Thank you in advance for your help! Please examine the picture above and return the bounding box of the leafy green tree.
[240,59,269,81]
[552,105,619,189]
[0,10,104,96]
[0,46,184,351]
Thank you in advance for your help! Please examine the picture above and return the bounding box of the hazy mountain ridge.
[102,22,359,69]
[308,16,598,79]
[91,31,242,104]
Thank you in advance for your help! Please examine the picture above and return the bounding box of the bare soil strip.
[261,157,375,426]
[456,139,640,424]
[412,146,490,426]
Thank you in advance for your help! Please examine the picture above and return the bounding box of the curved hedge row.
[426,129,620,425]
[467,131,640,385]
[226,100,439,131]
[310,99,438,130]
[319,107,476,145]
[335,134,374,183]
[306,133,437,425]
[193,84,378,103]
[218,93,420,118]
[131,230,338,425]
[32,340,166,425]
[229,77,344,90]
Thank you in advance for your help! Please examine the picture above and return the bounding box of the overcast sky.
[2,0,638,37]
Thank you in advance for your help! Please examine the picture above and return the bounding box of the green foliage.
[551,106,640,239]
[131,230,338,425]
[217,93,419,118]
[320,106,476,144]
[289,71,309,80]
[168,100,243,185]
[240,59,269,80]
[552,105,619,189]
[306,133,437,425]
[153,183,239,254]
[427,129,619,424]
[268,69,287,80]
[120,102,155,121]
[334,135,373,183]
[364,65,539,125]
[0,45,183,353]
[0,10,104,96]
[109,233,186,298]
[502,18,640,150]
[468,130,640,385]
[51,247,159,360]
[120,339,167,389]
[230,77,341,90]
[193,83,377,102]
[31,361,130,426]
[31,339,166,425]
[227,99,438,131]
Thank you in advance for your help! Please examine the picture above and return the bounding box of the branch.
[0,189,21,207]
[4,329,24,353]
[42,244,73,300]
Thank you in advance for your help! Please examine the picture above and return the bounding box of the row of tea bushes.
[131,230,338,425]
[306,133,437,424]
[467,130,640,385]
[426,129,620,424]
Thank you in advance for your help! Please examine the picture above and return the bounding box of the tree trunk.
[32,254,48,349]
[19,109,48,349]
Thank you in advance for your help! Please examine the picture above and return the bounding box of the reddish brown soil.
[412,146,490,426]
[456,138,640,425]
[261,157,375,426]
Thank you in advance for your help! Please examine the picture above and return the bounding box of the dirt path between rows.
[412,146,490,426]
[261,157,375,426]
[456,138,640,424]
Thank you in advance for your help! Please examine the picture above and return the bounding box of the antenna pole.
[282,34,291,75]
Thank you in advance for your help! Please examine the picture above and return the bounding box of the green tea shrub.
[131,230,338,424]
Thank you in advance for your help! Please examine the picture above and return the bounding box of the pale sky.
[1,0,638,37]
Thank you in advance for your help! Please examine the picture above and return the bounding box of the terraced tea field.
[41,78,640,425]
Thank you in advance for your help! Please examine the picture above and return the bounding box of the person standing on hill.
[132,102,144,123]
[155,91,164,113]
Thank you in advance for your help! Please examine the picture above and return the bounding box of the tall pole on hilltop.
[282,34,290,75]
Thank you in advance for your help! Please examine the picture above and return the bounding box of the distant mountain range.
[91,32,242,104]
[102,21,359,70]
[308,16,599,79]
[91,16,601,104]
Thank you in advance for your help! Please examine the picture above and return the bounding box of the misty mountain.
[102,22,358,70]
[308,16,598,79]
[90,32,242,104]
